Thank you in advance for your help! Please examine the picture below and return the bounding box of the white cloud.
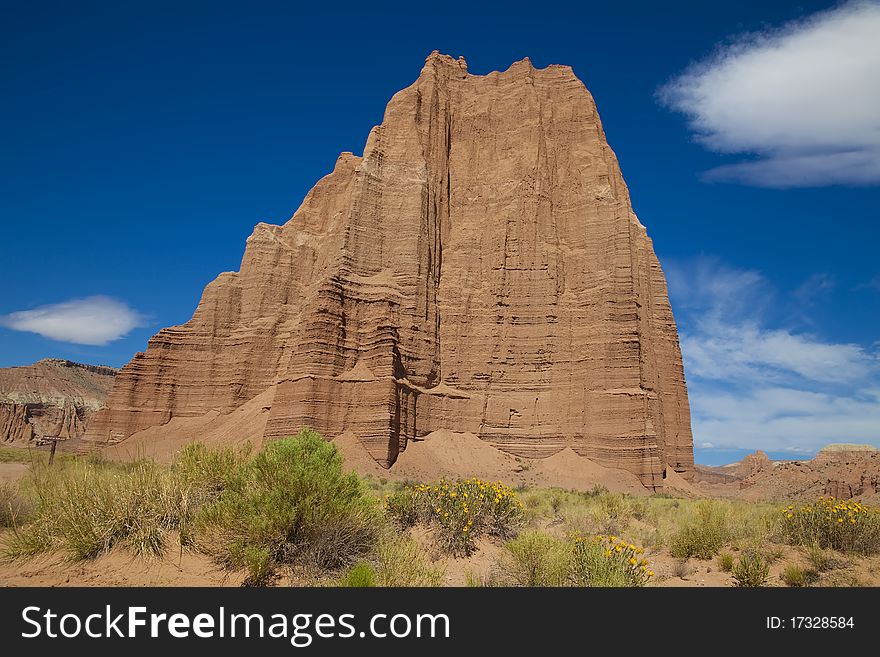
[692,387,880,453]
[659,0,880,187]
[682,322,872,385]
[0,296,146,346]
[667,258,873,385]
[665,257,880,455]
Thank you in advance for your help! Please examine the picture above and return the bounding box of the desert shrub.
[716,552,734,572]
[341,562,376,587]
[569,534,653,587]
[3,459,187,560]
[373,533,444,587]
[172,443,250,498]
[670,500,731,560]
[385,478,524,556]
[805,545,830,571]
[0,482,33,527]
[383,488,421,526]
[781,564,818,587]
[803,545,849,572]
[195,429,382,585]
[498,531,570,586]
[583,485,609,498]
[731,550,770,587]
[593,491,634,535]
[549,490,566,515]
[778,498,880,554]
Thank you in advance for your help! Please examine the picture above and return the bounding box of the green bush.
[670,500,731,560]
[499,531,570,586]
[195,429,382,585]
[717,552,734,572]
[385,479,524,556]
[549,491,566,515]
[731,550,770,587]
[341,562,376,587]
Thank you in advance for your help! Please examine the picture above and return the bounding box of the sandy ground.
[0,463,29,484]
[3,534,877,588]
[103,388,275,463]
[0,540,245,587]
[335,429,660,495]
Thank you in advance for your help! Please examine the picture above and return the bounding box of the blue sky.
[1,1,878,464]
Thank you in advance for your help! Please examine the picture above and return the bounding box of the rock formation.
[0,359,117,443]
[735,450,772,482]
[696,445,880,501]
[85,52,694,488]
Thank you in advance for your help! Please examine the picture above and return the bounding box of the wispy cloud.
[665,257,880,455]
[793,273,835,306]
[659,0,880,187]
[692,387,880,454]
[0,296,147,346]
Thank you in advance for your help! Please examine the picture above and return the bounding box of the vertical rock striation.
[85,53,694,488]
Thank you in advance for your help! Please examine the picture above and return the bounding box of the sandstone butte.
[0,359,117,443]
[84,52,695,490]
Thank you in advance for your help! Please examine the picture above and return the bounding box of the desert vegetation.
[384,478,524,555]
[1,432,879,587]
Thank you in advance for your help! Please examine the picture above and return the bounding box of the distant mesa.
[694,446,880,503]
[818,443,878,454]
[82,53,694,491]
[0,359,117,445]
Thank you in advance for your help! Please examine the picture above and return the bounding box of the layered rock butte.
[1,359,117,443]
[85,53,694,489]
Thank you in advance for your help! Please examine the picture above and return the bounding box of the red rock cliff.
[85,53,694,488]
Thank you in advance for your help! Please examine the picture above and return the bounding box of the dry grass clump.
[4,458,188,560]
[495,531,653,587]
[731,550,770,587]
[0,482,34,528]
[781,564,819,587]
[669,500,732,559]
[716,551,734,572]
[496,530,571,586]
[372,532,445,586]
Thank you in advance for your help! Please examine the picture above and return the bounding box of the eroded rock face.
[85,53,694,488]
[738,450,771,478]
[0,359,117,443]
